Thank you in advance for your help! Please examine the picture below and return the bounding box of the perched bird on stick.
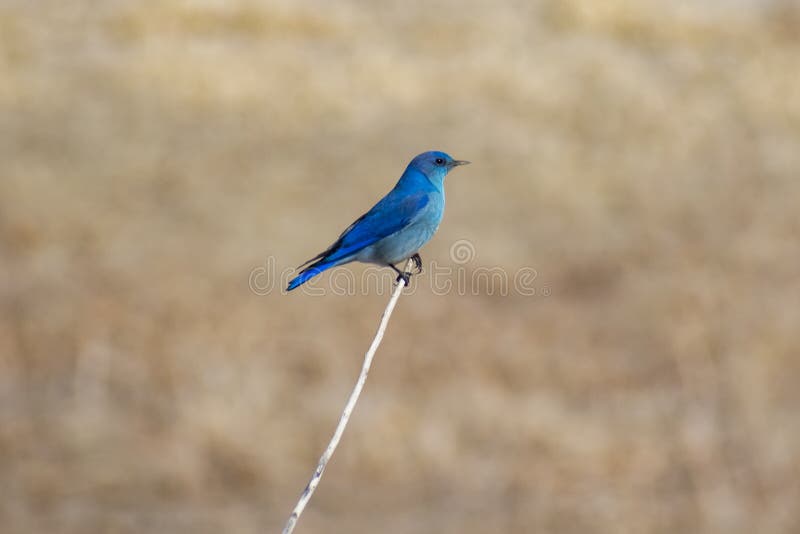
[287,151,469,291]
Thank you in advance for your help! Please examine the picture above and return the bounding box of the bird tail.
[286,259,337,291]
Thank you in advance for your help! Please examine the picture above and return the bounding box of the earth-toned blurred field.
[2,1,799,532]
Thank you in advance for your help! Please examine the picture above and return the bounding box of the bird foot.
[411,253,423,274]
[395,271,412,286]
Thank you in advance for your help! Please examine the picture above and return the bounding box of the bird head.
[407,151,470,186]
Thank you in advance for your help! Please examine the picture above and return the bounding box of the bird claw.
[395,271,412,286]
[411,253,423,274]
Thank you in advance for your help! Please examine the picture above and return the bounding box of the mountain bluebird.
[287,151,469,291]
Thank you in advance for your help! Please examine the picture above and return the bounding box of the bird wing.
[298,191,430,267]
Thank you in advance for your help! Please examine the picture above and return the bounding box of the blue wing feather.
[325,193,429,263]
[286,191,429,290]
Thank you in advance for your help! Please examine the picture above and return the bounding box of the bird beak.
[450,160,470,167]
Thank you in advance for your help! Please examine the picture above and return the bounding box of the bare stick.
[281,259,413,534]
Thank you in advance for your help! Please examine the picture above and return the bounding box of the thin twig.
[282,259,413,534]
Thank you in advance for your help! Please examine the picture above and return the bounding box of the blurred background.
[2,0,799,532]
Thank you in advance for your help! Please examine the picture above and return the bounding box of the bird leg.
[410,253,423,274]
[389,264,412,286]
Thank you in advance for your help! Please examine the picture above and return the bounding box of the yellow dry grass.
[1,1,799,532]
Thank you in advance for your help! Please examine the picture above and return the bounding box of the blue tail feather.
[286,260,335,291]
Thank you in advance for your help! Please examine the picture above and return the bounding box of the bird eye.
[435,158,445,165]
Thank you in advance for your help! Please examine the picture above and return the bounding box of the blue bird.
[287,151,469,291]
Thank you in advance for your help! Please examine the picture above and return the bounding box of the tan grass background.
[1,1,799,532]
